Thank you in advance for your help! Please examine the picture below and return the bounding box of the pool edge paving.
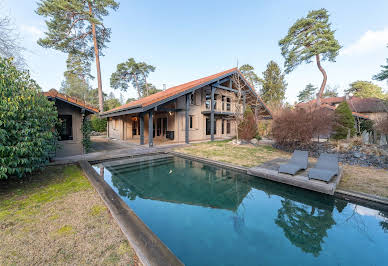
[79,160,184,266]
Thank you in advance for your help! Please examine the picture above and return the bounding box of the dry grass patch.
[175,140,289,167]
[339,165,388,198]
[0,165,140,265]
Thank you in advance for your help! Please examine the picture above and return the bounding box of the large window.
[222,119,225,134]
[206,118,217,135]
[205,92,211,109]
[132,120,139,135]
[189,115,193,129]
[226,97,231,111]
[222,96,225,111]
[58,115,73,140]
[226,120,231,134]
[190,93,195,105]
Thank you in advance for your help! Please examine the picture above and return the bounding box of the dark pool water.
[94,157,388,266]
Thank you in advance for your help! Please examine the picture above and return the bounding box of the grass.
[175,141,388,198]
[0,165,139,265]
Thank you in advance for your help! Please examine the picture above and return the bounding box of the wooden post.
[211,86,215,141]
[185,94,190,144]
[139,113,144,145]
[148,110,153,147]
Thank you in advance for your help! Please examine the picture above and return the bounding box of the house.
[44,89,98,157]
[100,68,272,147]
[297,96,387,122]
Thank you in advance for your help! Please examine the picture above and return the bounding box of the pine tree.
[332,101,355,140]
[279,9,341,105]
[239,64,262,90]
[36,0,119,112]
[261,60,287,106]
[373,46,388,82]
[345,81,386,99]
[298,83,317,102]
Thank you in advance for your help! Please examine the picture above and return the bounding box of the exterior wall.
[55,101,84,157]
[107,86,244,144]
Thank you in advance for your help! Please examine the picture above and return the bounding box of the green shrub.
[81,118,92,152]
[90,115,107,132]
[332,101,355,140]
[0,57,58,179]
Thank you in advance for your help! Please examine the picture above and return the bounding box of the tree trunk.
[144,75,148,97]
[89,2,104,112]
[133,74,140,98]
[315,54,327,106]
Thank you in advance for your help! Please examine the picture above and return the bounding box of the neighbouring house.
[100,68,272,147]
[297,96,387,122]
[44,89,98,157]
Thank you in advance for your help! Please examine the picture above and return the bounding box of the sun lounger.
[308,153,339,183]
[278,150,308,175]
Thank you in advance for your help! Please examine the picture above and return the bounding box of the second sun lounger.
[278,150,308,175]
[308,153,339,183]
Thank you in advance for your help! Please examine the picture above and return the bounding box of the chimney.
[163,84,166,90]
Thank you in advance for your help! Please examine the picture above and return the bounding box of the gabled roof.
[101,68,271,118]
[44,89,99,113]
[321,104,370,119]
[297,96,387,113]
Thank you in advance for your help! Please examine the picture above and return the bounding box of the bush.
[82,118,92,152]
[272,107,333,147]
[90,115,107,132]
[238,107,257,140]
[374,114,388,135]
[332,101,355,140]
[0,57,58,179]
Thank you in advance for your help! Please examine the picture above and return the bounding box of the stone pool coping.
[169,151,388,210]
[79,160,183,266]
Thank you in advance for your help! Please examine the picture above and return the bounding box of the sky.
[1,0,388,104]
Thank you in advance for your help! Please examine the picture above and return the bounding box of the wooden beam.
[210,86,215,141]
[139,113,144,145]
[148,110,153,147]
[212,84,239,93]
[185,94,190,144]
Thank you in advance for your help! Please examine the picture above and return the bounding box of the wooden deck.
[247,158,343,195]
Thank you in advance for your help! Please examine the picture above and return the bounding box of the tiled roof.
[103,68,271,116]
[44,89,99,113]
[321,104,370,119]
[298,96,387,113]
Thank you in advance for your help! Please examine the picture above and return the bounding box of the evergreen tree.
[345,81,386,99]
[239,64,262,90]
[279,9,341,105]
[373,46,388,82]
[297,83,317,102]
[332,101,355,139]
[322,84,339,98]
[36,0,119,112]
[261,60,287,106]
[110,58,156,98]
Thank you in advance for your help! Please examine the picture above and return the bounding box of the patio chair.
[308,153,339,183]
[278,150,308,175]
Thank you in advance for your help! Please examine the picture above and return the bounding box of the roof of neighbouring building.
[321,104,370,119]
[44,89,99,113]
[101,68,272,117]
[297,96,387,113]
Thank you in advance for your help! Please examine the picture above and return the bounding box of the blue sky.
[2,0,388,103]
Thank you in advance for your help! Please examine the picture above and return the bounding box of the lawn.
[174,141,388,198]
[0,165,139,265]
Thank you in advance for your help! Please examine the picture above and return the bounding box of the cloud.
[20,24,44,40]
[341,28,388,56]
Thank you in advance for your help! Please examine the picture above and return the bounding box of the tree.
[239,64,262,90]
[0,16,25,68]
[345,81,386,99]
[110,58,156,98]
[141,83,162,97]
[279,8,341,105]
[298,83,317,102]
[332,101,355,139]
[126,97,136,104]
[238,107,258,140]
[103,92,121,112]
[373,46,388,82]
[36,0,119,112]
[322,84,338,98]
[0,57,58,179]
[60,52,98,105]
[261,60,287,106]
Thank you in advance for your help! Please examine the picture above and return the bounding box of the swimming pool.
[93,156,388,266]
